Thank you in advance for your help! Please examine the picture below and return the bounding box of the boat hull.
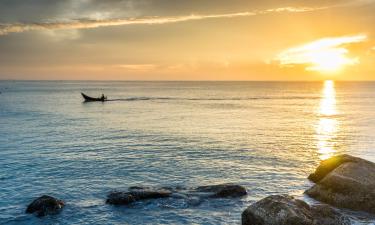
[81,93,106,102]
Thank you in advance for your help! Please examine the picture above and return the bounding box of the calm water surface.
[0,81,375,224]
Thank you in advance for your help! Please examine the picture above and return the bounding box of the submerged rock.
[196,183,247,198]
[306,154,375,214]
[106,189,172,205]
[26,195,65,217]
[107,183,246,206]
[241,195,350,225]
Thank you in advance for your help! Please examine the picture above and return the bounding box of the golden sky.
[0,0,375,80]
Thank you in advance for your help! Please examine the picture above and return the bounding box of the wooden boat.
[81,92,107,102]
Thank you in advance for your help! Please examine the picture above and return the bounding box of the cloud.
[275,34,367,73]
[42,29,81,41]
[264,6,325,13]
[0,6,323,36]
[116,64,157,71]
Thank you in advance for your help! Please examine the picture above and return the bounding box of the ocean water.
[0,81,375,225]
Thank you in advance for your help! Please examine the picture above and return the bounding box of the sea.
[0,81,375,225]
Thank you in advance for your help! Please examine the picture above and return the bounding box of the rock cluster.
[305,154,375,214]
[26,154,375,224]
[106,183,247,205]
[241,154,375,225]
[26,183,247,217]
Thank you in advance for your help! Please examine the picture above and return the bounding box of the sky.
[0,0,375,80]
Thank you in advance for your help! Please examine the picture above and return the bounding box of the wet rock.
[195,183,247,198]
[107,183,246,206]
[241,195,350,225]
[26,195,65,217]
[106,189,172,205]
[306,154,375,214]
[307,154,365,183]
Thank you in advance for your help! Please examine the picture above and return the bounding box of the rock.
[241,195,350,225]
[106,189,172,205]
[26,195,65,217]
[195,183,247,198]
[308,154,364,183]
[107,183,246,206]
[306,154,375,213]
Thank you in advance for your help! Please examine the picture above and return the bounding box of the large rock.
[241,195,350,225]
[26,195,65,217]
[306,154,375,213]
[106,189,172,205]
[195,183,247,198]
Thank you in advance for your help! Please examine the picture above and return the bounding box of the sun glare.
[276,34,366,74]
[306,48,357,73]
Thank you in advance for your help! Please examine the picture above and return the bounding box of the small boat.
[81,92,107,102]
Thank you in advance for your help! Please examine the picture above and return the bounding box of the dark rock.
[306,154,375,214]
[308,154,364,183]
[26,195,65,217]
[241,195,350,225]
[106,189,172,205]
[196,183,247,198]
[107,183,246,206]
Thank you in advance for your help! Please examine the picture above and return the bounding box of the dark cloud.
[0,0,68,22]
[0,0,357,22]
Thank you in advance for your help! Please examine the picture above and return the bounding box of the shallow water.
[0,81,375,224]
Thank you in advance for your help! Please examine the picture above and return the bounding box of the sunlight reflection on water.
[316,80,339,160]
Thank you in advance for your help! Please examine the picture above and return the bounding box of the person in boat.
[101,94,105,101]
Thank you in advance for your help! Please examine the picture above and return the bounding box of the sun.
[276,34,366,74]
[306,48,358,73]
